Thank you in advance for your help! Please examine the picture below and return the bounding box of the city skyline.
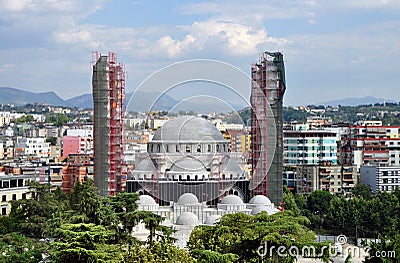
[0,0,399,106]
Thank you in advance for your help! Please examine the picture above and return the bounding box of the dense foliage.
[0,178,193,262]
[188,211,330,262]
[283,186,400,262]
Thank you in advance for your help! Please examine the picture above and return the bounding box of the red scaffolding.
[250,51,286,201]
[92,51,127,196]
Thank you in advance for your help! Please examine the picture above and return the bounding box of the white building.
[360,165,400,193]
[0,174,35,215]
[15,137,51,158]
[66,128,93,137]
[133,193,279,247]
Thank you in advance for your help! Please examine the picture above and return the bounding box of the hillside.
[0,87,68,106]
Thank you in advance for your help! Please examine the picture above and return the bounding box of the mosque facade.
[126,116,251,205]
[127,116,280,246]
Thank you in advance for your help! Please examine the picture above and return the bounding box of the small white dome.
[136,195,156,205]
[249,195,272,205]
[204,215,221,225]
[220,195,243,205]
[176,212,199,226]
[177,193,199,205]
[251,206,273,215]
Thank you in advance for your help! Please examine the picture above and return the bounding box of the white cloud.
[146,21,287,58]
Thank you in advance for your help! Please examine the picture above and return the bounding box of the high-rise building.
[92,52,126,196]
[340,125,400,169]
[283,130,338,166]
[250,51,286,205]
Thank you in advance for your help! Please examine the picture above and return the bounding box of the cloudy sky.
[0,0,399,106]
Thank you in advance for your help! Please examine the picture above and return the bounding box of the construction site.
[92,52,127,196]
[75,50,287,206]
[250,51,286,205]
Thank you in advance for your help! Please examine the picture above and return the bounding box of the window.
[208,144,211,152]
[10,180,17,188]
[176,145,179,152]
[12,194,16,201]
[1,195,6,202]
[186,145,191,153]
[2,181,9,188]
[22,193,26,200]
[1,206,6,216]
[197,144,201,153]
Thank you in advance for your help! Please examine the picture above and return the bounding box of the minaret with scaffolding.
[92,51,127,196]
[250,51,286,205]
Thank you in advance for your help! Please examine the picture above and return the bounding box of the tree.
[307,190,334,215]
[69,177,103,224]
[46,136,58,146]
[9,183,69,238]
[0,233,45,262]
[294,194,308,215]
[188,211,330,263]
[283,186,301,216]
[307,190,334,229]
[16,114,35,123]
[50,223,124,263]
[126,242,195,263]
[353,184,372,200]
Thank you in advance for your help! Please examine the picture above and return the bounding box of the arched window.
[179,175,182,181]
[207,144,211,152]
[195,175,198,181]
[187,175,190,181]
[216,145,220,152]
[197,144,201,153]
[186,144,191,153]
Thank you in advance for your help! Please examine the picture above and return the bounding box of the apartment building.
[0,173,35,215]
[15,137,51,158]
[296,164,357,196]
[340,125,400,169]
[360,165,400,193]
[284,130,338,166]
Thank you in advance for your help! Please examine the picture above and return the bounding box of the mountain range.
[0,87,176,110]
[316,96,396,106]
[0,87,396,110]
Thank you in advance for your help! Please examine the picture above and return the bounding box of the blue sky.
[0,0,399,106]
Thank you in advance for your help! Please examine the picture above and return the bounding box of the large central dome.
[152,116,225,143]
